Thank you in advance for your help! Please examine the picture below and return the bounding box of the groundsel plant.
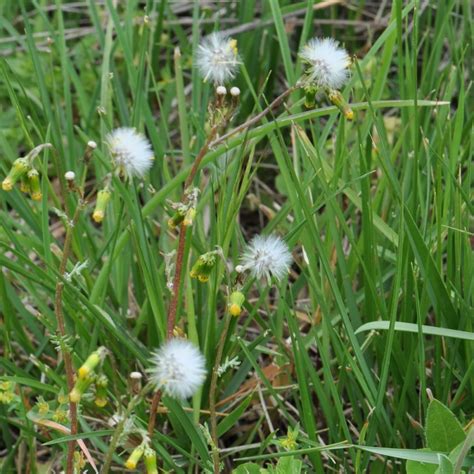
[196,32,240,84]
[105,127,154,178]
[148,339,207,399]
[236,234,292,283]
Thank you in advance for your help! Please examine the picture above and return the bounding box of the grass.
[0,1,472,473]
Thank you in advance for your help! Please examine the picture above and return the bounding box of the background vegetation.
[0,0,472,472]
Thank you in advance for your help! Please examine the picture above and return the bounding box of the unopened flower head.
[148,339,206,399]
[196,32,239,84]
[105,127,154,178]
[299,37,350,90]
[238,234,292,283]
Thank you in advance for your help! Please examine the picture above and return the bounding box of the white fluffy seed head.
[148,339,207,399]
[216,85,227,96]
[105,127,154,178]
[196,32,239,85]
[299,37,350,90]
[240,234,292,283]
[87,140,97,149]
[64,171,76,181]
[230,86,240,97]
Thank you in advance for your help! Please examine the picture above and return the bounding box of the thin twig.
[147,390,162,437]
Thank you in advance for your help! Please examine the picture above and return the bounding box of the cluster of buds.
[1,143,52,200]
[70,347,108,404]
[301,84,353,120]
[0,381,15,404]
[206,85,241,133]
[215,85,241,108]
[228,290,245,317]
[190,250,219,283]
[167,187,199,229]
[3,161,40,200]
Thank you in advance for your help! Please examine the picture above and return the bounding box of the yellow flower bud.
[190,251,217,283]
[94,374,108,407]
[27,169,42,201]
[303,86,317,109]
[183,208,196,226]
[125,445,144,470]
[2,158,30,191]
[228,291,245,316]
[168,209,186,229]
[92,188,111,223]
[229,38,238,56]
[20,176,30,193]
[78,347,106,379]
[144,448,158,474]
[328,90,353,121]
[70,375,94,403]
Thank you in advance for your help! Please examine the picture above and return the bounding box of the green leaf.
[435,455,454,474]
[233,462,261,474]
[426,400,466,453]
[407,457,437,474]
[355,322,474,341]
[217,394,253,438]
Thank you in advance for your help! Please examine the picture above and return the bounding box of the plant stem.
[147,389,162,437]
[209,314,232,474]
[166,124,221,339]
[55,205,81,474]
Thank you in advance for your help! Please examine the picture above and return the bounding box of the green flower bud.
[2,158,30,191]
[328,90,353,120]
[304,85,317,109]
[167,209,186,229]
[144,448,158,474]
[0,391,15,404]
[20,176,30,193]
[190,251,217,283]
[36,396,49,415]
[92,189,111,223]
[27,169,42,201]
[52,408,68,423]
[78,347,106,379]
[125,445,144,470]
[94,374,108,407]
[70,375,93,403]
[228,291,245,316]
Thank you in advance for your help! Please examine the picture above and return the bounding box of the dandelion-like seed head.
[196,32,239,85]
[148,339,206,399]
[299,37,350,90]
[105,127,154,178]
[239,234,292,283]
